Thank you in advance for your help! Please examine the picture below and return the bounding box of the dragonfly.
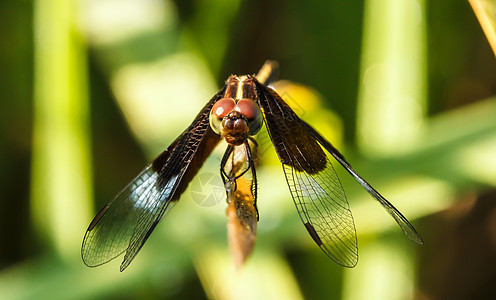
[81,60,423,271]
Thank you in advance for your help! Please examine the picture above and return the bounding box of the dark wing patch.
[256,82,358,267]
[81,90,224,271]
[258,87,327,174]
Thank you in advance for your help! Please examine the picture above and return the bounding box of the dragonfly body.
[82,61,422,271]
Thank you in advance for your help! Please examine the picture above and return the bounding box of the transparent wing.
[81,90,224,271]
[257,83,358,267]
[303,121,424,245]
[81,164,176,269]
[256,81,422,267]
[283,156,358,267]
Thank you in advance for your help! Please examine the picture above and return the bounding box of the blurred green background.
[1,0,496,299]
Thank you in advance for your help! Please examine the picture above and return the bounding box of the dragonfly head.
[210,97,263,146]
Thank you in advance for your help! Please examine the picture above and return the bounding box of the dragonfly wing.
[81,90,224,271]
[257,80,423,262]
[302,122,424,245]
[256,83,358,267]
[81,164,175,269]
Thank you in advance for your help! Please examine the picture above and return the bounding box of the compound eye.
[237,98,263,135]
[212,98,236,118]
[210,98,236,135]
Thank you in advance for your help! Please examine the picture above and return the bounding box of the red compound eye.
[237,98,261,120]
[237,98,263,135]
[210,98,236,135]
[211,98,236,118]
